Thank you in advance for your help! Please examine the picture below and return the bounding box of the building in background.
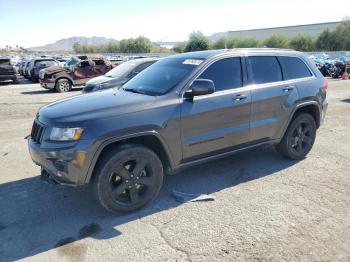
[209,21,341,41]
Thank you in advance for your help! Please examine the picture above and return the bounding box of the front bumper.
[40,81,55,89]
[28,138,92,186]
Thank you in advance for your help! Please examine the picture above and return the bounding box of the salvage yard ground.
[0,79,349,261]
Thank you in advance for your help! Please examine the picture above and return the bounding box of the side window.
[247,56,282,84]
[278,56,312,80]
[199,57,242,92]
[94,60,105,66]
[79,61,90,68]
[135,62,153,73]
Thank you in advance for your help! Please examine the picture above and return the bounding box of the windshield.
[123,57,202,95]
[64,57,80,70]
[105,60,138,78]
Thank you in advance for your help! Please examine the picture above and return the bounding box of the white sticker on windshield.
[183,59,203,65]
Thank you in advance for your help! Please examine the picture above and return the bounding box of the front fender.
[84,130,174,183]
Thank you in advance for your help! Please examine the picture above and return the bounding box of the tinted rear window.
[247,56,282,84]
[278,56,312,80]
[199,57,242,92]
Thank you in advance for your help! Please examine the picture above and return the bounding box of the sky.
[0,0,349,48]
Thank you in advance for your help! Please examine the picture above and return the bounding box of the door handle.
[282,86,295,92]
[233,94,247,101]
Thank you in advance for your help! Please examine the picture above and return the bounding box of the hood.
[38,88,156,124]
[44,65,66,75]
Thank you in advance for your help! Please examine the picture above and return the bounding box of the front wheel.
[55,79,72,92]
[276,113,316,160]
[93,144,164,213]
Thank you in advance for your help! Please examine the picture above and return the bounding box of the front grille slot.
[31,121,45,144]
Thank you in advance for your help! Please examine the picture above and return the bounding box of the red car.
[39,55,113,92]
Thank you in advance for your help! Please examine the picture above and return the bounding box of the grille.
[31,121,45,144]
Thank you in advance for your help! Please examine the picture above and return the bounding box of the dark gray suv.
[28,49,328,213]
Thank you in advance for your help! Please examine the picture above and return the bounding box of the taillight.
[322,79,328,90]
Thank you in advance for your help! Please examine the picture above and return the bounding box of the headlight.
[50,127,84,141]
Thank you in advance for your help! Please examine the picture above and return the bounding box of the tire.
[55,79,72,93]
[276,113,316,160]
[93,144,164,213]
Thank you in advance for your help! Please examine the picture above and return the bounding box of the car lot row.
[1,55,160,93]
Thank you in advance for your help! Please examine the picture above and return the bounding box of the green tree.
[315,29,340,51]
[173,41,187,53]
[213,37,228,49]
[184,31,211,52]
[289,34,315,51]
[334,20,350,50]
[263,34,289,48]
[234,38,260,48]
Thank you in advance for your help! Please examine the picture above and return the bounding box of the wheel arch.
[55,76,74,86]
[85,132,174,183]
[280,101,321,140]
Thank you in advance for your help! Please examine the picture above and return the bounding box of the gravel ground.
[0,78,349,262]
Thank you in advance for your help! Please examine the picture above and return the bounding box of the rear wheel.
[93,144,164,213]
[276,113,316,160]
[55,79,72,92]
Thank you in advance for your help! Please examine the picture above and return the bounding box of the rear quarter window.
[278,56,312,80]
[247,56,282,84]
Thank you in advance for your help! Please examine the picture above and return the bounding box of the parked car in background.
[109,56,128,67]
[0,58,19,83]
[28,58,58,82]
[39,55,113,92]
[28,49,328,213]
[83,57,159,93]
[18,60,26,75]
[56,58,68,67]
[23,60,31,79]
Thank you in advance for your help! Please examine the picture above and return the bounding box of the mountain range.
[29,36,115,51]
[28,33,224,51]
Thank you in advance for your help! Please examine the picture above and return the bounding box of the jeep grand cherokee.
[28,49,328,213]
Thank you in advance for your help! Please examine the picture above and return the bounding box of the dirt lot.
[0,79,349,262]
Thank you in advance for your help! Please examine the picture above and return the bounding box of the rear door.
[247,55,299,142]
[180,56,251,160]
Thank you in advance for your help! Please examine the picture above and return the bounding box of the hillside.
[29,36,114,51]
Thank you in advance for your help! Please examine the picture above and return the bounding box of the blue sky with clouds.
[0,0,348,48]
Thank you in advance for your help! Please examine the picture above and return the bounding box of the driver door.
[180,57,251,161]
[73,60,94,84]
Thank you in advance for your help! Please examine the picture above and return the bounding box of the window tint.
[278,56,312,80]
[94,59,106,65]
[135,62,154,72]
[248,56,282,84]
[199,57,242,92]
[79,61,90,68]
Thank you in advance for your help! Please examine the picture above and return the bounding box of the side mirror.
[185,79,215,99]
